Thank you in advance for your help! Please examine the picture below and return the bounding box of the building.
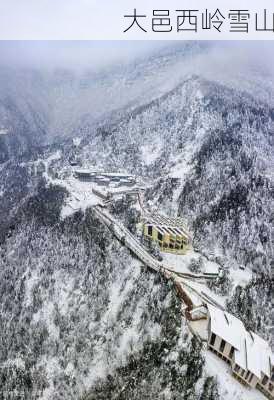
[74,169,95,181]
[142,212,191,255]
[207,304,274,399]
[74,169,136,186]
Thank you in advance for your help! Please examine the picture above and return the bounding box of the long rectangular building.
[74,169,136,185]
[207,304,274,399]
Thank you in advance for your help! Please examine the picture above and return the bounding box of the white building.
[207,304,274,399]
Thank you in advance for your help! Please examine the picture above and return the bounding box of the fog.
[0,41,273,78]
[0,41,170,71]
[0,41,273,140]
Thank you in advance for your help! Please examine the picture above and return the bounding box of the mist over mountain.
[2,41,273,158]
[0,42,273,400]
[0,42,204,156]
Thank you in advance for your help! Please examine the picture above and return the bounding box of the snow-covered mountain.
[0,42,273,400]
[0,42,205,162]
[0,208,211,399]
[65,75,274,275]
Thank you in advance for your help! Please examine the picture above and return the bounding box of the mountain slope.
[0,42,205,161]
[0,207,210,400]
[71,75,274,275]
[0,44,273,400]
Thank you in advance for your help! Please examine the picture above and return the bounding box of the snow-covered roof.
[74,170,134,179]
[208,304,274,379]
[234,330,274,379]
[246,331,273,379]
[234,334,247,370]
[208,304,245,350]
[100,172,134,178]
[143,212,190,239]
[74,169,94,175]
[0,128,8,136]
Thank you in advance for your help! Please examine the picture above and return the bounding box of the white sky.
[0,41,274,85]
[0,0,274,40]
[0,41,273,75]
[0,41,170,70]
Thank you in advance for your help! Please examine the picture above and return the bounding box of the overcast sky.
[1,0,274,40]
[0,41,171,70]
[0,41,273,76]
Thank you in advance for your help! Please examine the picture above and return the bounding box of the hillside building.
[74,169,136,186]
[142,212,191,255]
[207,304,274,399]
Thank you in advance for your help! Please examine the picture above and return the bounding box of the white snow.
[244,331,273,379]
[177,279,204,308]
[41,166,142,219]
[189,319,208,341]
[33,301,60,341]
[3,357,25,369]
[230,267,252,289]
[73,137,81,147]
[24,269,39,308]
[208,303,245,350]
[205,351,265,400]
[57,177,103,218]
[39,356,62,400]
[161,250,219,276]
[83,257,161,389]
[141,140,163,166]
[43,151,62,178]
[0,128,8,135]
[61,190,100,218]
[208,304,274,381]
[182,279,226,309]
[53,271,74,316]
[169,147,194,180]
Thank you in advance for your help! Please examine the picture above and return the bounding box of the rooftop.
[143,212,190,239]
[208,304,274,380]
[208,303,245,350]
[74,169,134,179]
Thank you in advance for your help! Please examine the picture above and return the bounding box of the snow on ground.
[59,177,143,219]
[41,162,144,219]
[41,168,103,218]
[0,128,8,135]
[60,177,102,219]
[43,151,62,177]
[53,271,75,316]
[230,267,253,289]
[177,279,204,308]
[189,319,208,341]
[39,356,62,400]
[83,257,162,389]
[141,139,163,166]
[73,137,81,147]
[161,250,219,276]
[24,269,40,308]
[168,125,206,182]
[205,351,265,400]
[182,278,226,309]
[169,150,193,180]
